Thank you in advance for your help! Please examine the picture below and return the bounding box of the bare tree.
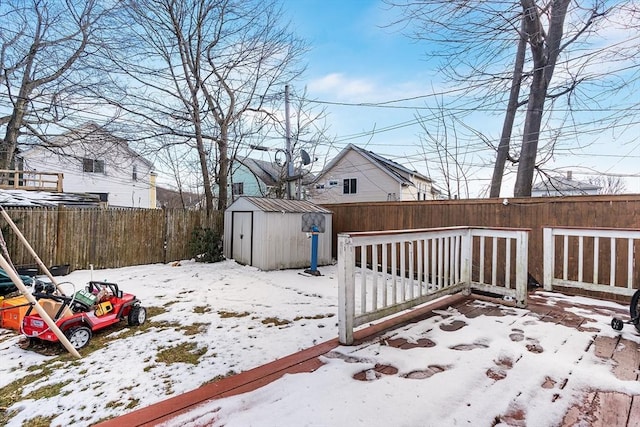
[386,0,640,197]
[415,103,481,199]
[588,175,627,195]
[0,0,112,171]
[111,0,306,213]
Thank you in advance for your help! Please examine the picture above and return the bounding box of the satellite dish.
[300,149,311,166]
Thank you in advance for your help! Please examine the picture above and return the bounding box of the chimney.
[566,171,572,180]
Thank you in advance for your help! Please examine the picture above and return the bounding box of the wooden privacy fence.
[0,207,223,271]
[324,194,640,300]
[338,226,528,344]
[543,227,640,297]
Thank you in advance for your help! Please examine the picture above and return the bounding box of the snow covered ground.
[1,260,340,426]
[1,260,639,427]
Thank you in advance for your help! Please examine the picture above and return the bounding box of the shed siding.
[224,197,332,270]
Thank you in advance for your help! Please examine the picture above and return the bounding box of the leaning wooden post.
[0,206,64,294]
[0,253,81,358]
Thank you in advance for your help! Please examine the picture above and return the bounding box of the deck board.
[96,291,640,427]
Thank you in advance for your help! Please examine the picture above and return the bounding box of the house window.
[315,184,325,189]
[83,158,105,174]
[132,165,138,181]
[328,179,339,187]
[232,182,244,195]
[343,178,357,194]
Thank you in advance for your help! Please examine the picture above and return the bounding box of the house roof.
[238,158,282,187]
[315,144,432,186]
[237,158,315,185]
[22,123,154,169]
[156,186,203,209]
[230,196,332,214]
[532,175,601,194]
[0,189,101,207]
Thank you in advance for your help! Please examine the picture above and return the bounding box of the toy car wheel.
[128,306,147,326]
[65,326,92,349]
[630,289,640,333]
[611,318,624,331]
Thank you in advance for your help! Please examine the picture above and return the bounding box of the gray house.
[223,197,333,271]
[532,172,601,197]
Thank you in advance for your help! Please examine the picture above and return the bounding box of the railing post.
[338,234,355,345]
[460,229,472,289]
[515,231,528,307]
[543,228,554,291]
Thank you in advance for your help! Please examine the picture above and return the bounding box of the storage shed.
[223,197,333,271]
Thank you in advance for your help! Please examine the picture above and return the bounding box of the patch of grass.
[179,322,209,336]
[0,365,56,409]
[293,313,335,321]
[125,398,140,409]
[203,370,237,385]
[24,379,72,400]
[261,317,291,327]
[21,414,57,427]
[105,400,124,409]
[218,310,250,318]
[0,410,18,427]
[193,305,211,314]
[163,300,178,308]
[147,305,168,316]
[156,342,208,365]
[0,330,18,344]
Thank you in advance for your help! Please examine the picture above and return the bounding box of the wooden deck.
[96,291,640,427]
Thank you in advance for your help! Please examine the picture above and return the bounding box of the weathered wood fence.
[0,207,223,271]
[323,194,640,300]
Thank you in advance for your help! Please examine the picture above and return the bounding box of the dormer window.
[83,158,105,174]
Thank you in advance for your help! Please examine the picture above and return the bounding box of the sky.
[274,0,640,196]
[2,260,639,426]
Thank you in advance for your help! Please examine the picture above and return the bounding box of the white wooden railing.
[543,227,640,296]
[0,169,63,192]
[338,226,529,344]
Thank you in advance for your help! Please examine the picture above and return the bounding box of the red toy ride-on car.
[22,281,146,349]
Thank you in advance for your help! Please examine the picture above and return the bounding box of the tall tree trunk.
[489,16,527,198]
[514,0,571,197]
[217,125,229,211]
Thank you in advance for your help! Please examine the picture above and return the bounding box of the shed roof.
[231,197,332,214]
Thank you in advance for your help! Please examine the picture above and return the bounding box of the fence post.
[542,228,554,291]
[515,230,528,307]
[338,233,355,345]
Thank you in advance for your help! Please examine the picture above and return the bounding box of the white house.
[19,123,157,208]
[531,171,601,197]
[309,144,436,204]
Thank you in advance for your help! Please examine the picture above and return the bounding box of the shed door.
[232,212,252,265]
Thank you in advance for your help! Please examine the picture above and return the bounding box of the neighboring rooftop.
[0,189,101,207]
[315,143,432,186]
[532,171,601,196]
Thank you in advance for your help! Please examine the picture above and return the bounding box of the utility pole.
[285,84,293,200]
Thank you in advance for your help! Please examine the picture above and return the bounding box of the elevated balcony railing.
[0,170,63,192]
[543,227,640,297]
[338,226,529,344]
